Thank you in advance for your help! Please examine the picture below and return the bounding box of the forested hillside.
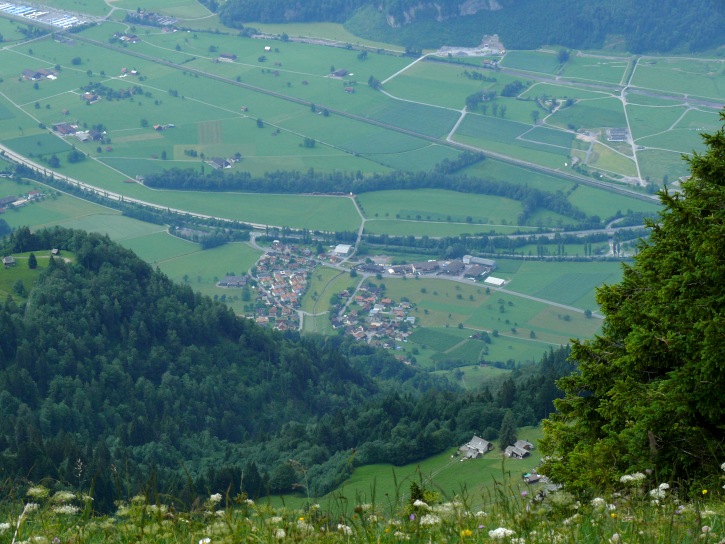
[219,0,724,53]
[0,227,573,511]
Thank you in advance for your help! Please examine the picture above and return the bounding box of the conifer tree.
[541,112,725,494]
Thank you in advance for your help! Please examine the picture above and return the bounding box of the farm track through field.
[64,33,659,204]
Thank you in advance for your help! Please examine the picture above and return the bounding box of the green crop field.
[561,55,629,84]
[520,82,610,101]
[358,189,523,225]
[250,22,406,52]
[301,266,346,314]
[627,103,687,140]
[632,57,725,101]
[363,220,534,237]
[548,97,626,130]
[112,0,212,19]
[39,0,112,16]
[501,50,561,74]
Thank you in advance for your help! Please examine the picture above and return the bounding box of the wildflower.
[511,539,526,544]
[298,516,305,521]
[563,514,580,526]
[244,499,255,506]
[521,491,529,498]
[420,514,441,526]
[720,462,725,471]
[274,528,286,540]
[461,529,473,537]
[24,503,39,513]
[52,538,61,544]
[393,531,410,540]
[51,491,76,504]
[337,524,352,535]
[702,526,712,534]
[368,515,378,523]
[26,486,49,499]
[412,499,429,509]
[610,534,621,543]
[619,472,646,484]
[702,489,708,495]
[649,488,667,499]
[591,497,606,507]
[0,523,11,534]
[610,513,617,519]
[489,527,516,539]
[409,513,415,521]
[209,493,222,504]
[475,511,487,518]
[658,483,670,491]
[52,504,80,515]
[199,539,211,544]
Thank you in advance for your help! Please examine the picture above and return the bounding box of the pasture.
[357,189,523,226]
[273,427,544,509]
[631,57,725,101]
[111,0,213,19]
[561,54,629,84]
[548,97,627,130]
[500,50,561,74]
[363,220,533,237]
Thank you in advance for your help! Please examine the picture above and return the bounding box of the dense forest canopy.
[219,0,724,53]
[0,227,573,511]
[541,113,725,495]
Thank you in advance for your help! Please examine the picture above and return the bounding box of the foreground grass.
[2,472,723,544]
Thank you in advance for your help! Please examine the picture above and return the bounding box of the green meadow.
[561,54,629,84]
[631,57,725,101]
[500,50,561,74]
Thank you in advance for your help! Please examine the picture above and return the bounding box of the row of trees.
[142,164,599,228]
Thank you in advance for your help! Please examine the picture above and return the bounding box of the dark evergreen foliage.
[0,228,573,509]
[220,0,723,53]
[541,113,725,495]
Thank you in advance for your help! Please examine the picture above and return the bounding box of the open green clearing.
[631,57,725,101]
[501,50,561,74]
[363,220,533,237]
[250,22,405,53]
[548,97,626,130]
[0,250,53,302]
[274,427,544,509]
[561,54,629,84]
[112,0,212,19]
[358,189,523,226]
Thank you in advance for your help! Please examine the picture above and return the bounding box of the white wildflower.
[24,503,39,513]
[269,516,283,524]
[0,522,11,533]
[199,539,211,544]
[368,514,378,523]
[658,483,670,491]
[52,504,80,515]
[420,514,441,526]
[26,486,49,499]
[649,488,667,499]
[619,472,646,484]
[393,531,410,540]
[475,510,487,518]
[412,499,429,509]
[215,510,225,517]
[131,495,146,505]
[720,462,725,471]
[489,527,516,539]
[337,524,352,535]
[244,499,255,506]
[607,503,617,510]
[274,528,286,540]
[51,491,75,504]
[591,497,606,507]
[209,493,222,504]
[610,534,621,543]
[563,513,580,526]
[511,539,526,544]
[702,526,712,534]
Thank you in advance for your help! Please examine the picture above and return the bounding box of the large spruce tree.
[541,113,725,494]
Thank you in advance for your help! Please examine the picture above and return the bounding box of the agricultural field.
[631,57,725,101]
[500,50,561,74]
[561,54,630,85]
[250,22,406,53]
[111,0,213,19]
[357,189,523,226]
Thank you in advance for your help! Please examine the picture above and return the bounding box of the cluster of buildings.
[113,32,140,44]
[0,190,43,213]
[22,68,57,81]
[0,2,90,29]
[459,435,535,461]
[332,285,416,348]
[252,243,317,330]
[356,255,498,282]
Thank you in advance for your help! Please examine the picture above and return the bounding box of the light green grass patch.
[53,213,163,241]
[249,22,405,52]
[358,189,523,225]
[548,97,626,130]
[561,54,629,84]
[632,57,725,101]
[520,82,609,101]
[364,220,531,237]
[637,148,692,184]
[627,103,687,141]
[119,231,198,263]
[112,0,212,19]
[500,50,561,74]
[566,184,660,219]
[587,142,637,177]
[301,267,345,314]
